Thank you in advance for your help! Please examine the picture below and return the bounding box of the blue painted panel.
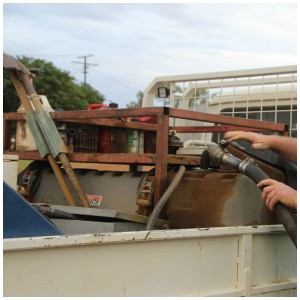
[3,181,62,238]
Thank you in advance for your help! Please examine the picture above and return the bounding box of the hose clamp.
[238,157,255,173]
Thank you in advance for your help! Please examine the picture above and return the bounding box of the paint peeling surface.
[3,224,286,251]
[3,225,296,297]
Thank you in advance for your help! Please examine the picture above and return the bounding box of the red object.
[88,103,109,110]
[138,116,157,153]
[137,116,157,124]
[24,195,31,202]
[98,127,126,153]
[88,104,157,153]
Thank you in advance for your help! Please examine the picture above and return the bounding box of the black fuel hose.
[209,147,297,247]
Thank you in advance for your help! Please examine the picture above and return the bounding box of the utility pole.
[72,55,98,85]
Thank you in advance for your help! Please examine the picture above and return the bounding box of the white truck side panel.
[3,154,18,190]
[3,225,296,297]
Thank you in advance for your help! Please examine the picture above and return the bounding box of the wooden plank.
[68,153,156,164]
[2,113,285,135]
[4,151,43,161]
[169,108,287,131]
[62,118,157,131]
[4,151,200,166]
[51,107,167,120]
[3,113,25,121]
[5,107,287,132]
[67,153,200,166]
[171,125,272,133]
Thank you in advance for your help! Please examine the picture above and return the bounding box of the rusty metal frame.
[3,106,288,206]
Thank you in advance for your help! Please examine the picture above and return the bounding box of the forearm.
[267,135,297,164]
[224,131,297,164]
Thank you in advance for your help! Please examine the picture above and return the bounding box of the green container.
[127,129,139,153]
[126,129,144,153]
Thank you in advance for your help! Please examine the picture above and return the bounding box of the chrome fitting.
[209,146,228,165]
[238,157,255,173]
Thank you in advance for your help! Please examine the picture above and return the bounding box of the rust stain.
[166,171,238,228]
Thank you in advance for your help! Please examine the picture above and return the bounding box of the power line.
[72,54,98,85]
[91,68,139,93]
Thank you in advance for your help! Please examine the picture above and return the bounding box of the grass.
[18,160,33,174]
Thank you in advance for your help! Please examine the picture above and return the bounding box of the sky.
[2,2,298,108]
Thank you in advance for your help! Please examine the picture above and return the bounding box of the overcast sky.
[3,3,297,108]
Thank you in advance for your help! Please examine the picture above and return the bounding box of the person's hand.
[224,131,271,151]
[257,179,297,211]
[225,131,297,164]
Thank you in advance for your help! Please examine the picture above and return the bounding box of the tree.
[126,91,143,108]
[3,56,105,112]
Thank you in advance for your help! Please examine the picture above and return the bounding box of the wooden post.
[153,113,169,208]
[9,71,78,207]
[3,120,12,151]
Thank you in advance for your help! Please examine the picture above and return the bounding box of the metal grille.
[142,66,297,143]
[67,123,99,153]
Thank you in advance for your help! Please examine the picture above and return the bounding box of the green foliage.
[175,85,183,93]
[126,90,143,108]
[3,56,105,112]
[3,69,19,112]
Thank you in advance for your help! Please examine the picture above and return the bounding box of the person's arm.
[224,131,297,163]
[257,179,297,211]
[266,135,297,163]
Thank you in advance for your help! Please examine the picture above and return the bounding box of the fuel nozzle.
[200,139,228,169]
[200,139,240,169]
[208,139,243,169]
[209,139,230,165]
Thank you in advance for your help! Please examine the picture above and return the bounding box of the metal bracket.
[35,111,67,157]
[136,174,155,207]
[218,139,231,149]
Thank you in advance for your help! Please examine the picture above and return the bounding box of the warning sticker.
[86,194,103,206]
